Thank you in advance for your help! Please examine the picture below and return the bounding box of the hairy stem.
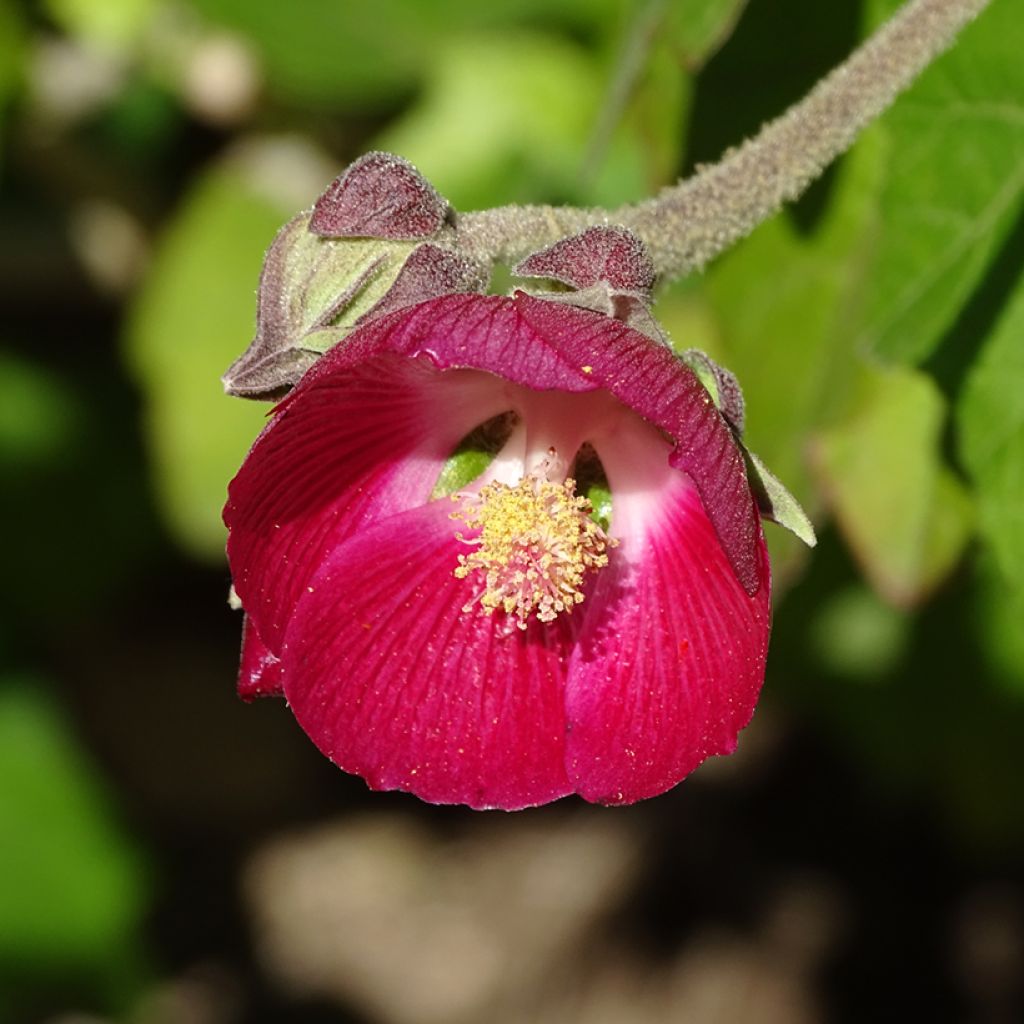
[457,0,993,277]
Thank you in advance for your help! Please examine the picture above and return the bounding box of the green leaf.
[859,0,1024,364]
[665,0,748,67]
[375,32,645,211]
[124,139,331,561]
[0,681,147,1000]
[958,272,1024,587]
[581,0,745,193]
[44,0,154,49]
[811,583,909,680]
[812,364,974,607]
[0,0,25,164]
[223,209,420,397]
[709,134,885,481]
[609,11,691,190]
[430,414,519,500]
[189,0,619,108]
[431,449,495,500]
[976,559,1024,695]
[745,449,816,547]
[587,481,612,532]
[667,130,886,578]
[0,350,78,469]
[0,0,22,91]
[606,0,746,187]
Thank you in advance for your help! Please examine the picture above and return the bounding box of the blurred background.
[2,0,1023,1021]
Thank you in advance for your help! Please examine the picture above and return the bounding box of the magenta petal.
[301,294,759,593]
[238,615,283,701]
[225,357,503,654]
[309,292,594,393]
[564,480,771,805]
[281,501,576,809]
[513,295,760,594]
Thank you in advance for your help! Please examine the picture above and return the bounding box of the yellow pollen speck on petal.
[450,475,616,630]
[582,365,593,374]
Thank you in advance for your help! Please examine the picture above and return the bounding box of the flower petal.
[280,501,576,809]
[225,358,505,653]
[237,615,283,701]
[300,291,593,392]
[296,293,759,593]
[514,294,760,595]
[564,474,771,805]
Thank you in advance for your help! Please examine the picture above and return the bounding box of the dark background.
[1,0,1022,1021]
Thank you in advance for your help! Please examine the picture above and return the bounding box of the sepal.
[222,212,415,398]
[514,226,655,295]
[224,152,478,400]
[677,349,812,545]
[358,243,488,323]
[309,151,451,240]
[514,227,667,344]
[744,449,817,547]
[679,349,745,436]
[223,229,487,401]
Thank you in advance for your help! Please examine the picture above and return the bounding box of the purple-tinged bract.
[309,151,449,240]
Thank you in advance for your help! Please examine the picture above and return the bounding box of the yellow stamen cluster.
[451,475,616,630]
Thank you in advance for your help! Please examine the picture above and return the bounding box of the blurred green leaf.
[977,560,1024,694]
[579,0,748,196]
[707,136,885,483]
[859,0,1024,364]
[0,0,25,160]
[0,681,147,1002]
[676,131,885,578]
[0,0,22,88]
[93,77,182,162]
[431,449,493,500]
[45,0,154,49]
[579,1,689,194]
[0,350,78,468]
[958,273,1024,588]
[616,25,690,191]
[0,349,157,629]
[666,0,747,66]
[376,31,644,211]
[124,139,327,561]
[812,364,974,607]
[188,0,618,108]
[811,583,909,680]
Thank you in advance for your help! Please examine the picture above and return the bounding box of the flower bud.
[223,154,484,400]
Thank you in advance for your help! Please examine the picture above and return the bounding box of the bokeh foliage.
[2,0,1023,1019]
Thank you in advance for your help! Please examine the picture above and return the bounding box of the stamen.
[450,463,616,630]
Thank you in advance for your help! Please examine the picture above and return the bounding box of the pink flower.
[225,292,771,809]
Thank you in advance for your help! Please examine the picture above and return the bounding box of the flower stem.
[457,0,993,278]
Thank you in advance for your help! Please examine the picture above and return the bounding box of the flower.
[224,291,771,809]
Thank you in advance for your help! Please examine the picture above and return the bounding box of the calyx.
[223,154,485,400]
[514,227,668,345]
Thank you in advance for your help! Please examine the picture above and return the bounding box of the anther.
[450,473,616,629]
